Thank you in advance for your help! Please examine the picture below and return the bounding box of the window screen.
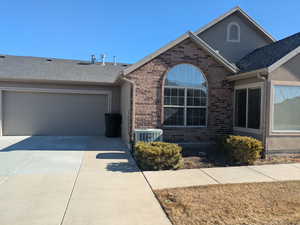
[248,88,261,129]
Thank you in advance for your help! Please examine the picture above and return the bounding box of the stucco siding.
[198,12,271,63]
[270,53,300,81]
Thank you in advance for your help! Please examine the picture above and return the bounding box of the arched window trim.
[163,63,208,127]
[227,22,240,43]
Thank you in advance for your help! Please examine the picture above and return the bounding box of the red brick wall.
[125,38,234,142]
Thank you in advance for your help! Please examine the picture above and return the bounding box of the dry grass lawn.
[155,181,300,225]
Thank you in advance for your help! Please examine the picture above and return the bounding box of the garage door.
[3,91,108,136]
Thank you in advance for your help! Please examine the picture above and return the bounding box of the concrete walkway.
[143,163,300,190]
[0,136,171,225]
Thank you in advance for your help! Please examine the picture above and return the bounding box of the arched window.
[227,22,240,42]
[164,64,208,126]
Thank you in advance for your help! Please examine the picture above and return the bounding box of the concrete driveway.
[0,136,171,225]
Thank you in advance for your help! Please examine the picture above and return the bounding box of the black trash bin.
[105,113,122,137]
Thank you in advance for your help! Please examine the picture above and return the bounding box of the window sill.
[270,130,300,136]
[163,125,207,129]
[234,127,261,135]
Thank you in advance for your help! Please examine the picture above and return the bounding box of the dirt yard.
[155,181,300,225]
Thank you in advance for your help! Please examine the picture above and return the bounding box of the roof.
[123,31,238,75]
[237,32,300,72]
[194,6,276,43]
[0,54,130,84]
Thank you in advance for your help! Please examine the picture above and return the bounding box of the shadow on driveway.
[0,136,127,152]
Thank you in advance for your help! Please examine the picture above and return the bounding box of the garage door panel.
[3,91,108,136]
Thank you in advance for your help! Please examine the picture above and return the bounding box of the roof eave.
[226,68,268,81]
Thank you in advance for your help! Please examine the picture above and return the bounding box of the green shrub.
[134,142,183,171]
[222,135,263,165]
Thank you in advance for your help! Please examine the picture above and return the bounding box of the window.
[273,85,300,131]
[164,64,207,126]
[235,87,261,130]
[227,22,240,42]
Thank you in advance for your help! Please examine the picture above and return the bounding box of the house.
[0,6,299,154]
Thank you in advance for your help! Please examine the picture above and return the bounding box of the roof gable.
[194,6,276,43]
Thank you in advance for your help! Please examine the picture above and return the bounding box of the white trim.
[194,6,276,42]
[0,87,112,136]
[123,31,239,76]
[233,82,264,134]
[226,22,241,43]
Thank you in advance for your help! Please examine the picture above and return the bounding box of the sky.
[0,0,299,64]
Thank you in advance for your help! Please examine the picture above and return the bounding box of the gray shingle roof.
[237,32,300,72]
[0,54,130,84]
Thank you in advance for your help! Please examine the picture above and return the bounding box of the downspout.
[257,72,269,158]
[121,76,136,151]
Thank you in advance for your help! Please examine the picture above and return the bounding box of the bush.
[221,135,263,165]
[134,142,184,171]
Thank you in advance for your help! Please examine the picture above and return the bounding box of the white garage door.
[2,91,109,136]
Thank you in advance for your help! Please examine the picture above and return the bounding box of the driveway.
[0,136,171,225]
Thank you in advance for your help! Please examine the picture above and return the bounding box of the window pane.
[164,107,184,126]
[235,89,247,127]
[248,88,261,129]
[187,88,207,106]
[164,87,184,106]
[165,64,207,88]
[273,86,300,131]
[229,24,239,40]
[186,108,206,126]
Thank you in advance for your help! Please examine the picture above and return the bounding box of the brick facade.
[125,38,234,142]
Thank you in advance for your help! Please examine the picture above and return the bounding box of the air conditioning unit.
[134,129,163,143]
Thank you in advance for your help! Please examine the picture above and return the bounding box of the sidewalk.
[143,163,300,190]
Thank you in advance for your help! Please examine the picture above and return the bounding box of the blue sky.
[0,0,298,63]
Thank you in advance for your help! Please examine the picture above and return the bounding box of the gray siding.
[198,12,272,63]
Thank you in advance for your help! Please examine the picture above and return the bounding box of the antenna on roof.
[113,56,117,66]
[90,55,96,64]
[100,54,106,66]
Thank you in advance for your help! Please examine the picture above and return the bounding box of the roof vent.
[90,55,96,64]
[100,54,106,66]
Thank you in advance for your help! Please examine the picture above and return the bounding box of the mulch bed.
[155,181,300,225]
[182,147,300,169]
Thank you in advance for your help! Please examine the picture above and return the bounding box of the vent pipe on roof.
[101,54,106,66]
[91,55,96,64]
[113,56,117,66]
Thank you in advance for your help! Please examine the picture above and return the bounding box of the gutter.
[120,76,136,147]
[226,68,268,81]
